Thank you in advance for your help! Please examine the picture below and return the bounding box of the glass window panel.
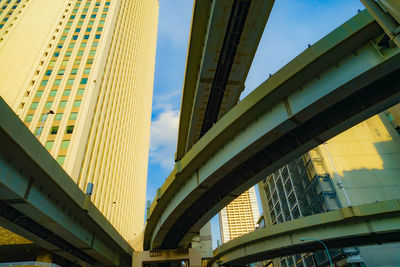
[55,113,63,120]
[63,90,71,96]
[57,155,66,165]
[69,112,78,120]
[50,126,58,135]
[73,100,81,107]
[49,90,57,97]
[77,89,85,95]
[25,114,33,122]
[66,125,74,134]
[35,91,43,97]
[59,101,67,108]
[67,79,75,85]
[40,80,48,86]
[61,140,70,149]
[45,141,54,150]
[30,102,38,109]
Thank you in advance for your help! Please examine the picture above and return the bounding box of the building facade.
[0,0,158,246]
[257,109,400,267]
[219,187,259,244]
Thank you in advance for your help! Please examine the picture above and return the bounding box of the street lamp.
[300,237,333,267]
[37,110,54,138]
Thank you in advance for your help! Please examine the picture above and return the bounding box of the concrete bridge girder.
[208,199,400,266]
[144,10,400,250]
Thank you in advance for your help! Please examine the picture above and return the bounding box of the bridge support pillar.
[132,248,202,267]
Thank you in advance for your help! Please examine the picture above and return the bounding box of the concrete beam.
[0,98,132,266]
[144,10,400,250]
[208,199,400,266]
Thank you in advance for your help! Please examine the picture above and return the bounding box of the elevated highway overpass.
[176,0,274,160]
[0,99,132,266]
[144,9,400,251]
[208,199,400,266]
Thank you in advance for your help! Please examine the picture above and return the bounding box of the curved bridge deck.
[208,199,400,266]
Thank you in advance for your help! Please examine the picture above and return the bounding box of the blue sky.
[147,0,365,247]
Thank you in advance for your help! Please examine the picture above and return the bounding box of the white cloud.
[149,108,179,170]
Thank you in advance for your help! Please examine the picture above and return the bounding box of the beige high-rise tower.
[219,187,259,244]
[0,0,158,245]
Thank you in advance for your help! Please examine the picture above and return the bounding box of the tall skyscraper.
[257,108,400,267]
[0,0,158,246]
[219,187,259,244]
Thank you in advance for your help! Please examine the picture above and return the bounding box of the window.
[101,14,106,18]
[78,21,83,26]
[30,102,38,109]
[92,42,98,47]
[61,140,70,149]
[44,101,53,108]
[73,100,81,107]
[67,79,75,85]
[97,27,103,32]
[49,90,57,97]
[99,20,105,24]
[72,35,78,40]
[88,20,94,25]
[95,34,100,39]
[54,79,61,86]
[81,15,86,18]
[62,60,69,66]
[57,44,63,49]
[45,141,54,150]
[77,50,84,56]
[77,89,85,95]
[69,112,78,120]
[71,69,78,75]
[69,43,75,48]
[83,34,89,40]
[66,126,74,134]
[45,70,52,76]
[91,14,96,18]
[35,91,43,97]
[55,113,63,120]
[50,126,59,135]
[25,114,33,122]
[54,52,60,57]
[80,42,87,47]
[89,50,96,55]
[63,90,71,96]
[86,27,92,32]
[61,36,67,41]
[35,127,42,136]
[86,59,93,64]
[74,60,81,65]
[65,51,72,57]
[83,68,90,74]
[49,60,56,66]
[58,69,65,75]
[57,155,66,165]
[63,29,69,34]
[59,101,67,108]
[80,78,88,84]
[70,15,75,19]
[75,28,81,32]
[40,80,48,86]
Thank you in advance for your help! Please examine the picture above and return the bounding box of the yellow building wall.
[0,0,66,107]
[320,112,400,206]
[0,0,158,246]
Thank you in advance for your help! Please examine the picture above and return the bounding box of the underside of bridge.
[144,6,400,252]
